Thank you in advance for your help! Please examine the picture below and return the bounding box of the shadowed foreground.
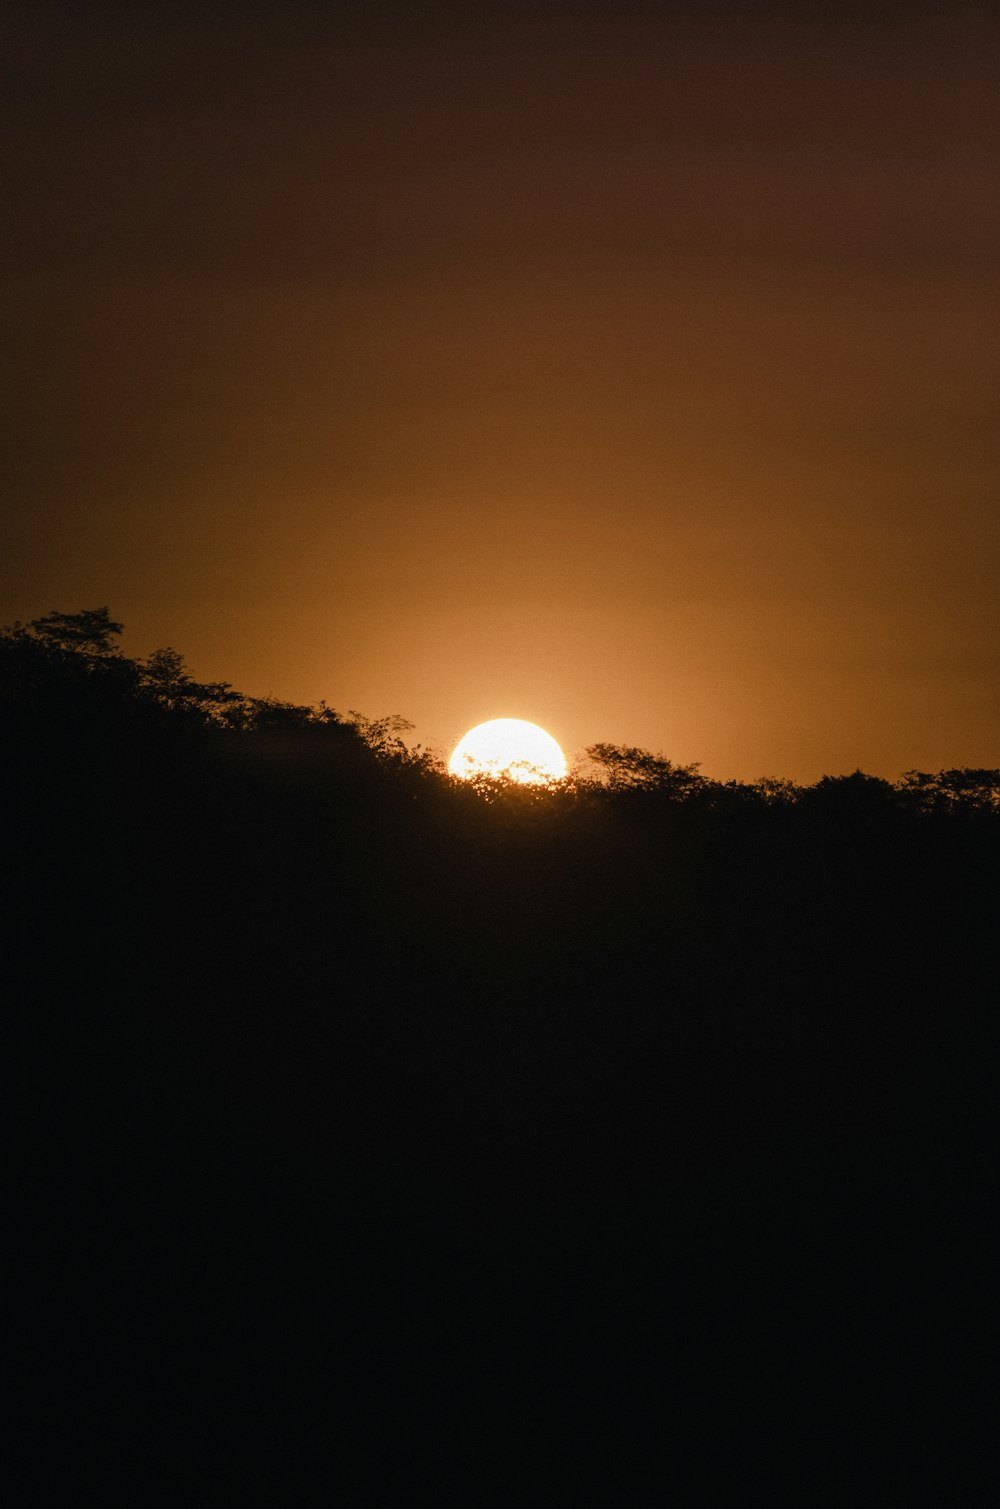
[8,613,998,1502]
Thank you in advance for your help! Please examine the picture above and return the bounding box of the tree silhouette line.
[4,606,996,813]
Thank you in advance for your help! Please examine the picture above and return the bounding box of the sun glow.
[449,718,568,785]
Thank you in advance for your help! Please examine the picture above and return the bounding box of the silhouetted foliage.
[583,741,705,796]
[899,765,1000,813]
[7,608,997,1502]
[29,605,124,655]
[139,646,247,725]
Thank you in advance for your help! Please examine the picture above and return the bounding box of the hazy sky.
[3,2,998,778]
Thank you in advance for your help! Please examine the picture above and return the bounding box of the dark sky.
[3,2,998,778]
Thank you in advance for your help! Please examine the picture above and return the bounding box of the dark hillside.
[7,613,998,1502]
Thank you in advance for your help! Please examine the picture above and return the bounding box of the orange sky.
[3,4,998,779]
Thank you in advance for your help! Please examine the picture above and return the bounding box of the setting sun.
[449,718,568,785]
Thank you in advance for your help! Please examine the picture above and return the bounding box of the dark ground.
[7,623,998,1503]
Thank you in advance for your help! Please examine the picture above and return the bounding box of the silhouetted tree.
[898,767,1000,815]
[28,606,124,656]
[0,607,140,727]
[745,775,802,805]
[140,646,248,726]
[348,711,444,783]
[583,742,704,797]
[799,769,897,815]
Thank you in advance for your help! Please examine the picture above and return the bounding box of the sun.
[449,718,568,785]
